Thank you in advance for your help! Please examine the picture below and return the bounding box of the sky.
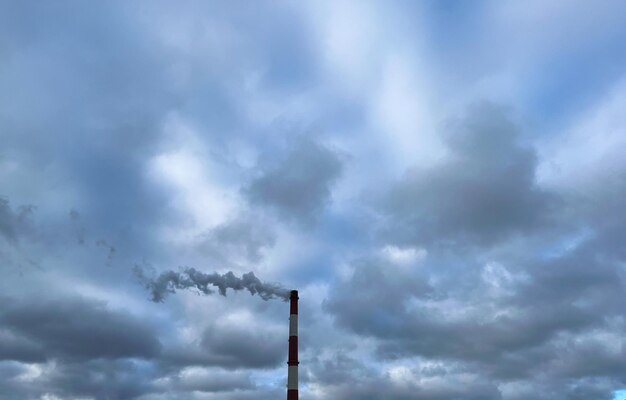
[2,1,626,399]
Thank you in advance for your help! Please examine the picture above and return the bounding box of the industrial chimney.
[287,290,298,400]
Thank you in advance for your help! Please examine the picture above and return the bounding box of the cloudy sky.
[2,1,626,399]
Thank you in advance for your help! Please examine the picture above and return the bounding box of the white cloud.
[382,245,427,266]
[148,114,238,242]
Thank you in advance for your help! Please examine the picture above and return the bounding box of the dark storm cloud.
[0,296,161,362]
[164,322,284,370]
[244,137,344,224]
[382,102,556,246]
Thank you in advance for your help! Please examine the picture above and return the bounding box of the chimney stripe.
[289,315,298,336]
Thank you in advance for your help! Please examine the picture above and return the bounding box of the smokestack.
[287,290,298,400]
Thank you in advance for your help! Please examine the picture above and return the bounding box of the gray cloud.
[304,351,377,386]
[0,296,164,400]
[196,216,276,264]
[327,195,626,399]
[244,137,344,224]
[0,296,161,362]
[33,359,155,400]
[159,368,255,393]
[306,353,501,400]
[163,322,285,370]
[199,323,284,369]
[324,254,434,338]
[322,103,626,398]
[381,103,556,247]
[2,1,626,399]
[321,380,501,400]
[0,329,44,363]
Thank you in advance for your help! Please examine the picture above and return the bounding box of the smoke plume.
[135,266,290,302]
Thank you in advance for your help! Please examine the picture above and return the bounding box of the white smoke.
[135,266,290,302]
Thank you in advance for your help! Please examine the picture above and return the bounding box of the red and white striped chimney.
[287,290,298,400]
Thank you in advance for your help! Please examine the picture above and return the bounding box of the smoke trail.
[135,266,290,302]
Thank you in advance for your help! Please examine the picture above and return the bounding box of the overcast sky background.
[2,1,626,399]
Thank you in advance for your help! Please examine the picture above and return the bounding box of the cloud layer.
[2,1,626,399]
